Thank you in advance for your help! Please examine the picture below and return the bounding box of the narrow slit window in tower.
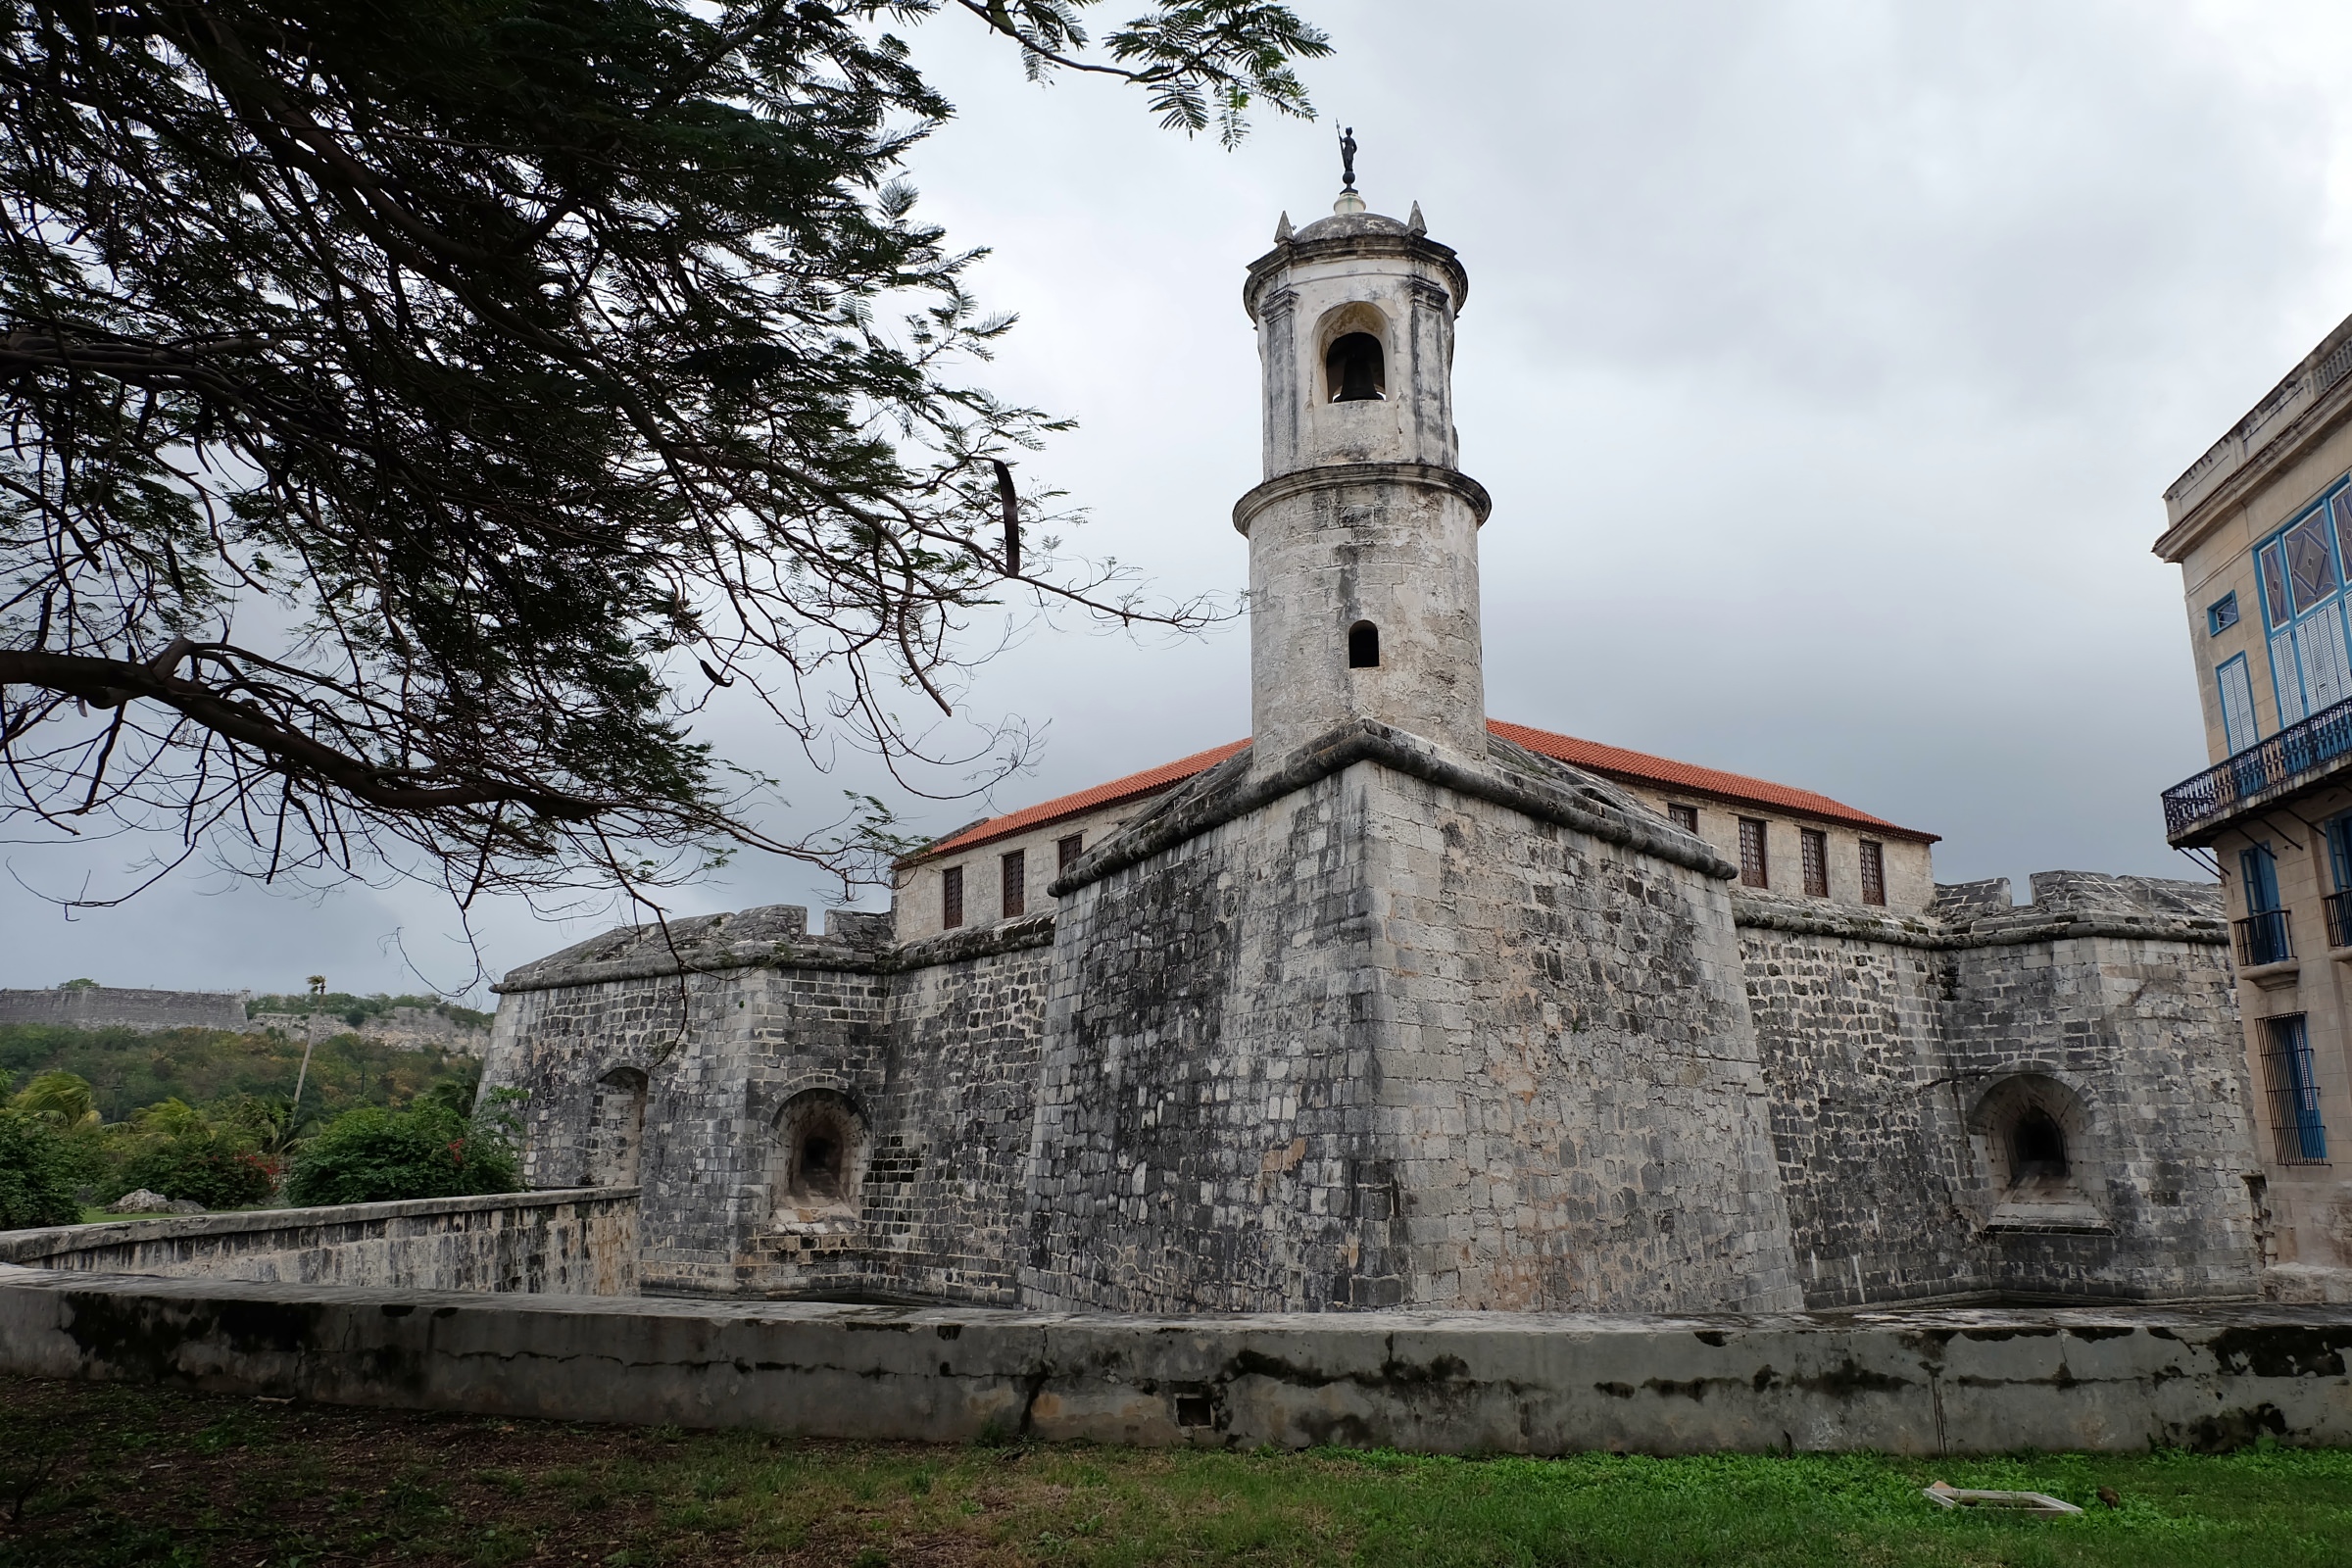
[1326,332,1386,403]
[1348,621,1380,668]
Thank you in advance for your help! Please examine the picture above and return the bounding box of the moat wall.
[0,1191,638,1297]
[6,1272,2347,1455]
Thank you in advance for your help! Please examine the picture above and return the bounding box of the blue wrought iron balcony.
[2163,693,2352,844]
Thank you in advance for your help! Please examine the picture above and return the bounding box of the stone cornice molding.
[494,913,1055,993]
[1242,231,1468,322]
[1732,896,2229,952]
[1049,719,1740,900]
[1231,462,1493,536]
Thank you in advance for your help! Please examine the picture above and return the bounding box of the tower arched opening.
[1348,620,1381,668]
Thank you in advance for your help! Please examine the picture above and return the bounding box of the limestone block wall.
[1737,872,2261,1309]
[0,986,249,1034]
[485,909,1051,1304]
[0,1190,638,1296]
[1023,730,1803,1316]
[1737,919,1968,1307]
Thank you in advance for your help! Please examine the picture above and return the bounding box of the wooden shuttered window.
[1667,804,1697,833]
[1801,828,1829,898]
[1859,840,1886,906]
[1057,833,1084,870]
[1001,849,1026,919]
[941,864,964,929]
[1738,818,1768,889]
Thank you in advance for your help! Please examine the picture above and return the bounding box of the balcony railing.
[2235,908,2294,967]
[2329,891,2352,951]
[2163,693,2352,841]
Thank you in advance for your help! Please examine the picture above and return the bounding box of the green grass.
[4,1374,2351,1565]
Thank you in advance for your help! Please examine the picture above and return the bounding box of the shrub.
[0,1109,83,1229]
[286,1102,521,1206]
[117,1133,276,1210]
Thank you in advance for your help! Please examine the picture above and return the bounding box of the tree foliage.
[0,0,1325,920]
[0,1105,83,1226]
[285,1098,520,1204]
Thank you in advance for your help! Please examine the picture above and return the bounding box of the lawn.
[3,1374,2349,1566]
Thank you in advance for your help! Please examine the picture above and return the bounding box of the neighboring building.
[895,723,1938,941]
[485,186,2263,1313]
[2157,313,2352,1291]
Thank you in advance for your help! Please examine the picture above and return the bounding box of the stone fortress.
[483,187,2269,1317]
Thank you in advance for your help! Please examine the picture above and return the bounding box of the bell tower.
[1237,175,1490,762]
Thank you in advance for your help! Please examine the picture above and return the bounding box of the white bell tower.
[1235,177,1489,762]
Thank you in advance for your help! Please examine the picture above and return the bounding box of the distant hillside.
[0,1022,478,1123]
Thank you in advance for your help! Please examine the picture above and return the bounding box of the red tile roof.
[905,720,1935,864]
[1486,720,1938,843]
[909,739,1252,861]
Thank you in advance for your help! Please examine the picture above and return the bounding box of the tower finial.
[1275,211,1294,242]
[1332,124,1366,215]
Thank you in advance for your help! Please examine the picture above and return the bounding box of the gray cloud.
[7,0,2345,996]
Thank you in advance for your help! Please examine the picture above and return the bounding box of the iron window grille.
[1800,828,1829,898]
[2260,1013,2330,1165]
[1001,849,1026,919]
[941,865,964,930]
[1859,840,1886,906]
[2234,910,2293,967]
[2329,891,2352,951]
[1737,818,1768,889]
[1668,804,1698,834]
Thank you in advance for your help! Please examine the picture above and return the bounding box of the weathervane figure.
[1339,125,1357,191]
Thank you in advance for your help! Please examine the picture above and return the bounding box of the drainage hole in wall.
[1174,1394,1214,1428]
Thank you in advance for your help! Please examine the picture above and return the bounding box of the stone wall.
[248,1005,492,1056]
[0,986,248,1035]
[0,1190,637,1296]
[1738,871,2260,1309]
[1022,727,1803,1316]
[484,905,1052,1303]
[8,1270,2349,1454]
[479,764,2260,1316]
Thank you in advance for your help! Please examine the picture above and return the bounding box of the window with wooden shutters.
[1668,804,1697,833]
[941,865,963,929]
[1800,828,1828,898]
[1001,849,1026,919]
[1859,840,1886,906]
[1738,818,1768,889]
[1057,833,1084,870]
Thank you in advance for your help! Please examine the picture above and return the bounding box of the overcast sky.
[10,0,2352,1001]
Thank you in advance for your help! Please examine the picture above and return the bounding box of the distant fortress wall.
[0,986,249,1035]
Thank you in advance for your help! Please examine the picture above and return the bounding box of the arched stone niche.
[585,1066,648,1187]
[768,1088,868,1228]
[1966,1073,2109,1233]
[1315,302,1390,404]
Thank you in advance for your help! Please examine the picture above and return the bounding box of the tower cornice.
[1243,231,1469,322]
[1231,462,1492,536]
